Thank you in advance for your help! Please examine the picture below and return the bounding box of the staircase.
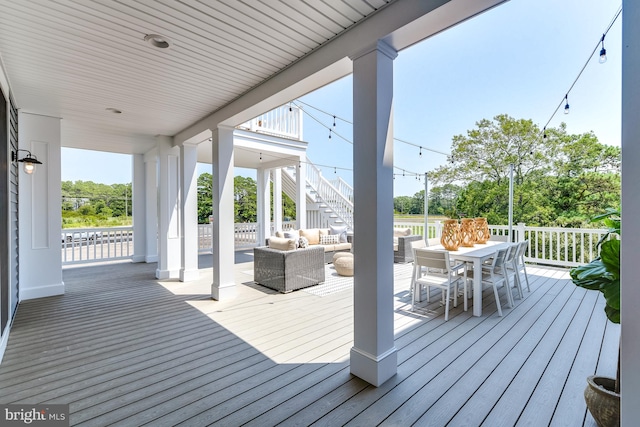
[279,158,354,230]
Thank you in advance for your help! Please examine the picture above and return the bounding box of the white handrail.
[305,160,354,229]
[237,105,302,141]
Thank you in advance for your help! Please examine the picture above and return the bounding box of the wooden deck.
[0,252,618,426]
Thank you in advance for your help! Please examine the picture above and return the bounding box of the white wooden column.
[296,158,307,229]
[156,135,181,279]
[18,113,63,300]
[132,153,146,263]
[180,143,199,282]
[273,168,283,232]
[144,149,158,263]
[621,1,640,423]
[256,167,270,244]
[349,40,398,386]
[211,126,236,300]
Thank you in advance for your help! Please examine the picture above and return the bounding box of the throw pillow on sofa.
[298,236,309,248]
[320,234,340,245]
[269,236,297,251]
[329,224,348,243]
[300,228,321,245]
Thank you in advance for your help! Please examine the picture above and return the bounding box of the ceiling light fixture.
[144,34,171,49]
[12,149,43,174]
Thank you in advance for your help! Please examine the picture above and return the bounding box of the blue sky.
[63,0,622,197]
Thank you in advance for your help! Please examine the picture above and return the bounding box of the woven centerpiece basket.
[474,217,490,244]
[459,218,476,247]
[440,219,460,251]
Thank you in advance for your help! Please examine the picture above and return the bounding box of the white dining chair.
[512,240,530,292]
[463,247,511,316]
[411,248,467,321]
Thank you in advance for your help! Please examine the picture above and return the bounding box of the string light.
[333,116,336,127]
[599,34,607,64]
[541,6,620,137]
[328,128,332,139]
[259,152,262,162]
[419,147,422,158]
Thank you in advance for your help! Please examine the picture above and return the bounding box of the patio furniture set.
[410,239,530,319]
[253,227,421,293]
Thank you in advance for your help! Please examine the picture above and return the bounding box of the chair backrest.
[504,244,517,263]
[516,240,528,260]
[414,248,450,272]
[411,239,426,250]
[488,248,508,271]
[426,237,441,247]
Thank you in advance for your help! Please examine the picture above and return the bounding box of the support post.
[621,1,640,423]
[132,153,146,263]
[349,40,398,387]
[211,126,236,300]
[273,168,283,232]
[180,143,199,282]
[156,135,181,279]
[296,156,307,229]
[256,167,271,244]
[17,113,63,300]
[144,150,158,263]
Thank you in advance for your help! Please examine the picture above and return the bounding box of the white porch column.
[18,113,63,300]
[273,168,283,231]
[144,149,158,263]
[621,1,640,424]
[211,126,236,300]
[156,135,181,279]
[256,167,270,244]
[349,40,398,386]
[296,158,307,229]
[180,143,199,282]
[132,153,146,263]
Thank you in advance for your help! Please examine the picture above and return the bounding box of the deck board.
[0,256,618,426]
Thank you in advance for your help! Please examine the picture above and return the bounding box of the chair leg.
[492,283,502,316]
[503,275,514,308]
[522,262,531,292]
[444,286,451,321]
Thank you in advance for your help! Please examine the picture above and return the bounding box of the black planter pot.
[584,375,620,427]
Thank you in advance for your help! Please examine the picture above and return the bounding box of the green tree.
[428,114,620,226]
[234,176,257,222]
[197,173,213,223]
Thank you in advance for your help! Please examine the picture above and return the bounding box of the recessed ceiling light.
[105,108,122,114]
[144,34,171,49]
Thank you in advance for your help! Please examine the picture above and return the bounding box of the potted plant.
[570,208,620,427]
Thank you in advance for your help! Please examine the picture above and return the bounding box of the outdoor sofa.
[253,244,325,293]
[393,228,423,263]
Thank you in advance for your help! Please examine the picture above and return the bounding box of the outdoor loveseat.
[393,228,423,263]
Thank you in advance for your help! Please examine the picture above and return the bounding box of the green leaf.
[570,260,614,290]
[604,304,620,324]
[600,239,620,278]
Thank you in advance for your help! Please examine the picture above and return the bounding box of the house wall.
[0,54,18,363]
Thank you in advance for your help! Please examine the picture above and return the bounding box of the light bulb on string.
[328,129,332,140]
[259,152,263,162]
[542,127,547,139]
[564,95,570,115]
[333,116,336,127]
[599,34,607,64]
[419,147,422,158]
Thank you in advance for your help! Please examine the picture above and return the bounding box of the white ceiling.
[0,0,507,165]
[0,0,394,155]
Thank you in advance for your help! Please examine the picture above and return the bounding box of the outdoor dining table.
[428,240,513,317]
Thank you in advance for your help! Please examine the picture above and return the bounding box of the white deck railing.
[237,105,303,140]
[62,227,133,264]
[64,222,612,268]
[305,161,354,229]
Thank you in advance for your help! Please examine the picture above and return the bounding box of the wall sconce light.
[12,149,43,174]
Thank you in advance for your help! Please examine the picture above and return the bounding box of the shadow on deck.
[0,255,617,426]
